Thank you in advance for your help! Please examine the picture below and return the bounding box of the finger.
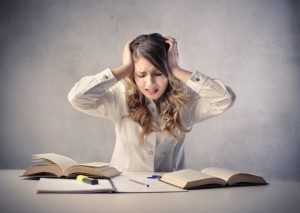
[128,39,134,45]
[165,37,171,42]
[165,36,176,43]
[165,38,172,44]
[167,42,174,53]
[165,36,176,41]
[127,38,135,44]
[165,36,174,39]
[166,39,177,49]
[166,37,175,44]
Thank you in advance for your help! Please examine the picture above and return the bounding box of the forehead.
[134,57,158,73]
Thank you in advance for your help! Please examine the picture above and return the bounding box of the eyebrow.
[136,69,159,74]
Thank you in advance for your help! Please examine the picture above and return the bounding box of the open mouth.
[145,89,159,95]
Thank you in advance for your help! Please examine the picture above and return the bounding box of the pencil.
[129,178,150,187]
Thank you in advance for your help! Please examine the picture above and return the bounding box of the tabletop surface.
[0,170,299,213]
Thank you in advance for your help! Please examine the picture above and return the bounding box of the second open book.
[159,167,268,189]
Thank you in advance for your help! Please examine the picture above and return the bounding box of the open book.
[159,167,268,189]
[21,153,121,178]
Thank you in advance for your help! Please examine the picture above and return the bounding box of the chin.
[145,94,161,100]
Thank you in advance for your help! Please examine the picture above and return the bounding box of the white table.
[0,170,299,213]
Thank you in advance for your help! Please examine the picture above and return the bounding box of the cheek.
[160,78,169,89]
[134,78,144,90]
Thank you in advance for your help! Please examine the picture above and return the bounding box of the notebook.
[36,172,187,193]
[37,178,114,193]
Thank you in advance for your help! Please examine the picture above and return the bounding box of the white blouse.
[67,68,236,172]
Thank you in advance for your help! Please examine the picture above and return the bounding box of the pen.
[129,178,150,187]
[147,175,162,179]
[76,175,99,185]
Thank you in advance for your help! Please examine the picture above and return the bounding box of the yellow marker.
[76,175,99,185]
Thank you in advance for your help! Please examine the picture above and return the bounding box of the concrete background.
[0,0,299,180]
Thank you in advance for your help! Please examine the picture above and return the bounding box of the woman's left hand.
[165,36,181,73]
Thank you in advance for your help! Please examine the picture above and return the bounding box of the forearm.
[67,67,119,119]
[111,64,133,81]
[175,67,231,97]
[185,70,236,124]
[68,68,117,109]
[172,67,192,84]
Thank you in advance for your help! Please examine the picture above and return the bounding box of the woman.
[68,33,236,172]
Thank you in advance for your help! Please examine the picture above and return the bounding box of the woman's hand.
[122,38,135,70]
[112,38,135,81]
[165,36,181,73]
[165,36,192,83]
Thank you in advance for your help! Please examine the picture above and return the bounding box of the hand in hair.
[164,36,191,83]
[165,36,181,73]
[111,38,135,81]
[122,38,135,69]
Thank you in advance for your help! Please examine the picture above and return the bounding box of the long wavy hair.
[121,33,192,146]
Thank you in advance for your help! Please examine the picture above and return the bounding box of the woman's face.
[134,57,168,100]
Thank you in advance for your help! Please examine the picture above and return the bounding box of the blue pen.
[147,175,162,179]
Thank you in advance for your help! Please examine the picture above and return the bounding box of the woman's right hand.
[122,38,135,70]
[112,38,135,81]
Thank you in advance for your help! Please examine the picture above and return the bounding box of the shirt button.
[148,151,153,155]
[195,77,200,81]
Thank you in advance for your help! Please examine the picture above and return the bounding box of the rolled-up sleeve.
[67,68,119,120]
[185,70,236,125]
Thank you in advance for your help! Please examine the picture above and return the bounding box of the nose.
[145,75,155,87]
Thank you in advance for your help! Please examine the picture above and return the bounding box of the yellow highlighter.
[76,175,99,185]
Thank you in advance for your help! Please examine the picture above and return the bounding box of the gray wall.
[1,0,299,180]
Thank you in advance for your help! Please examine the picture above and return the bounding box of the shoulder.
[110,79,126,95]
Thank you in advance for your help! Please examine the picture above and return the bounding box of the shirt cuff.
[186,70,209,93]
[93,67,118,91]
[186,70,227,96]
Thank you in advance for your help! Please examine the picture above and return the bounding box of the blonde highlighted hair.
[121,33,192,146]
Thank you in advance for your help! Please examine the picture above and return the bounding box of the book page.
[201,167,243,182]
[164,169,215,182]
[33,153,78,172]
[74,162,111,167]
[65,162,120,178]
[110,172,187,193]
[37,178,114,193]
[160,169,226,188]
[29,158,53,166]
[202,167,267,185]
